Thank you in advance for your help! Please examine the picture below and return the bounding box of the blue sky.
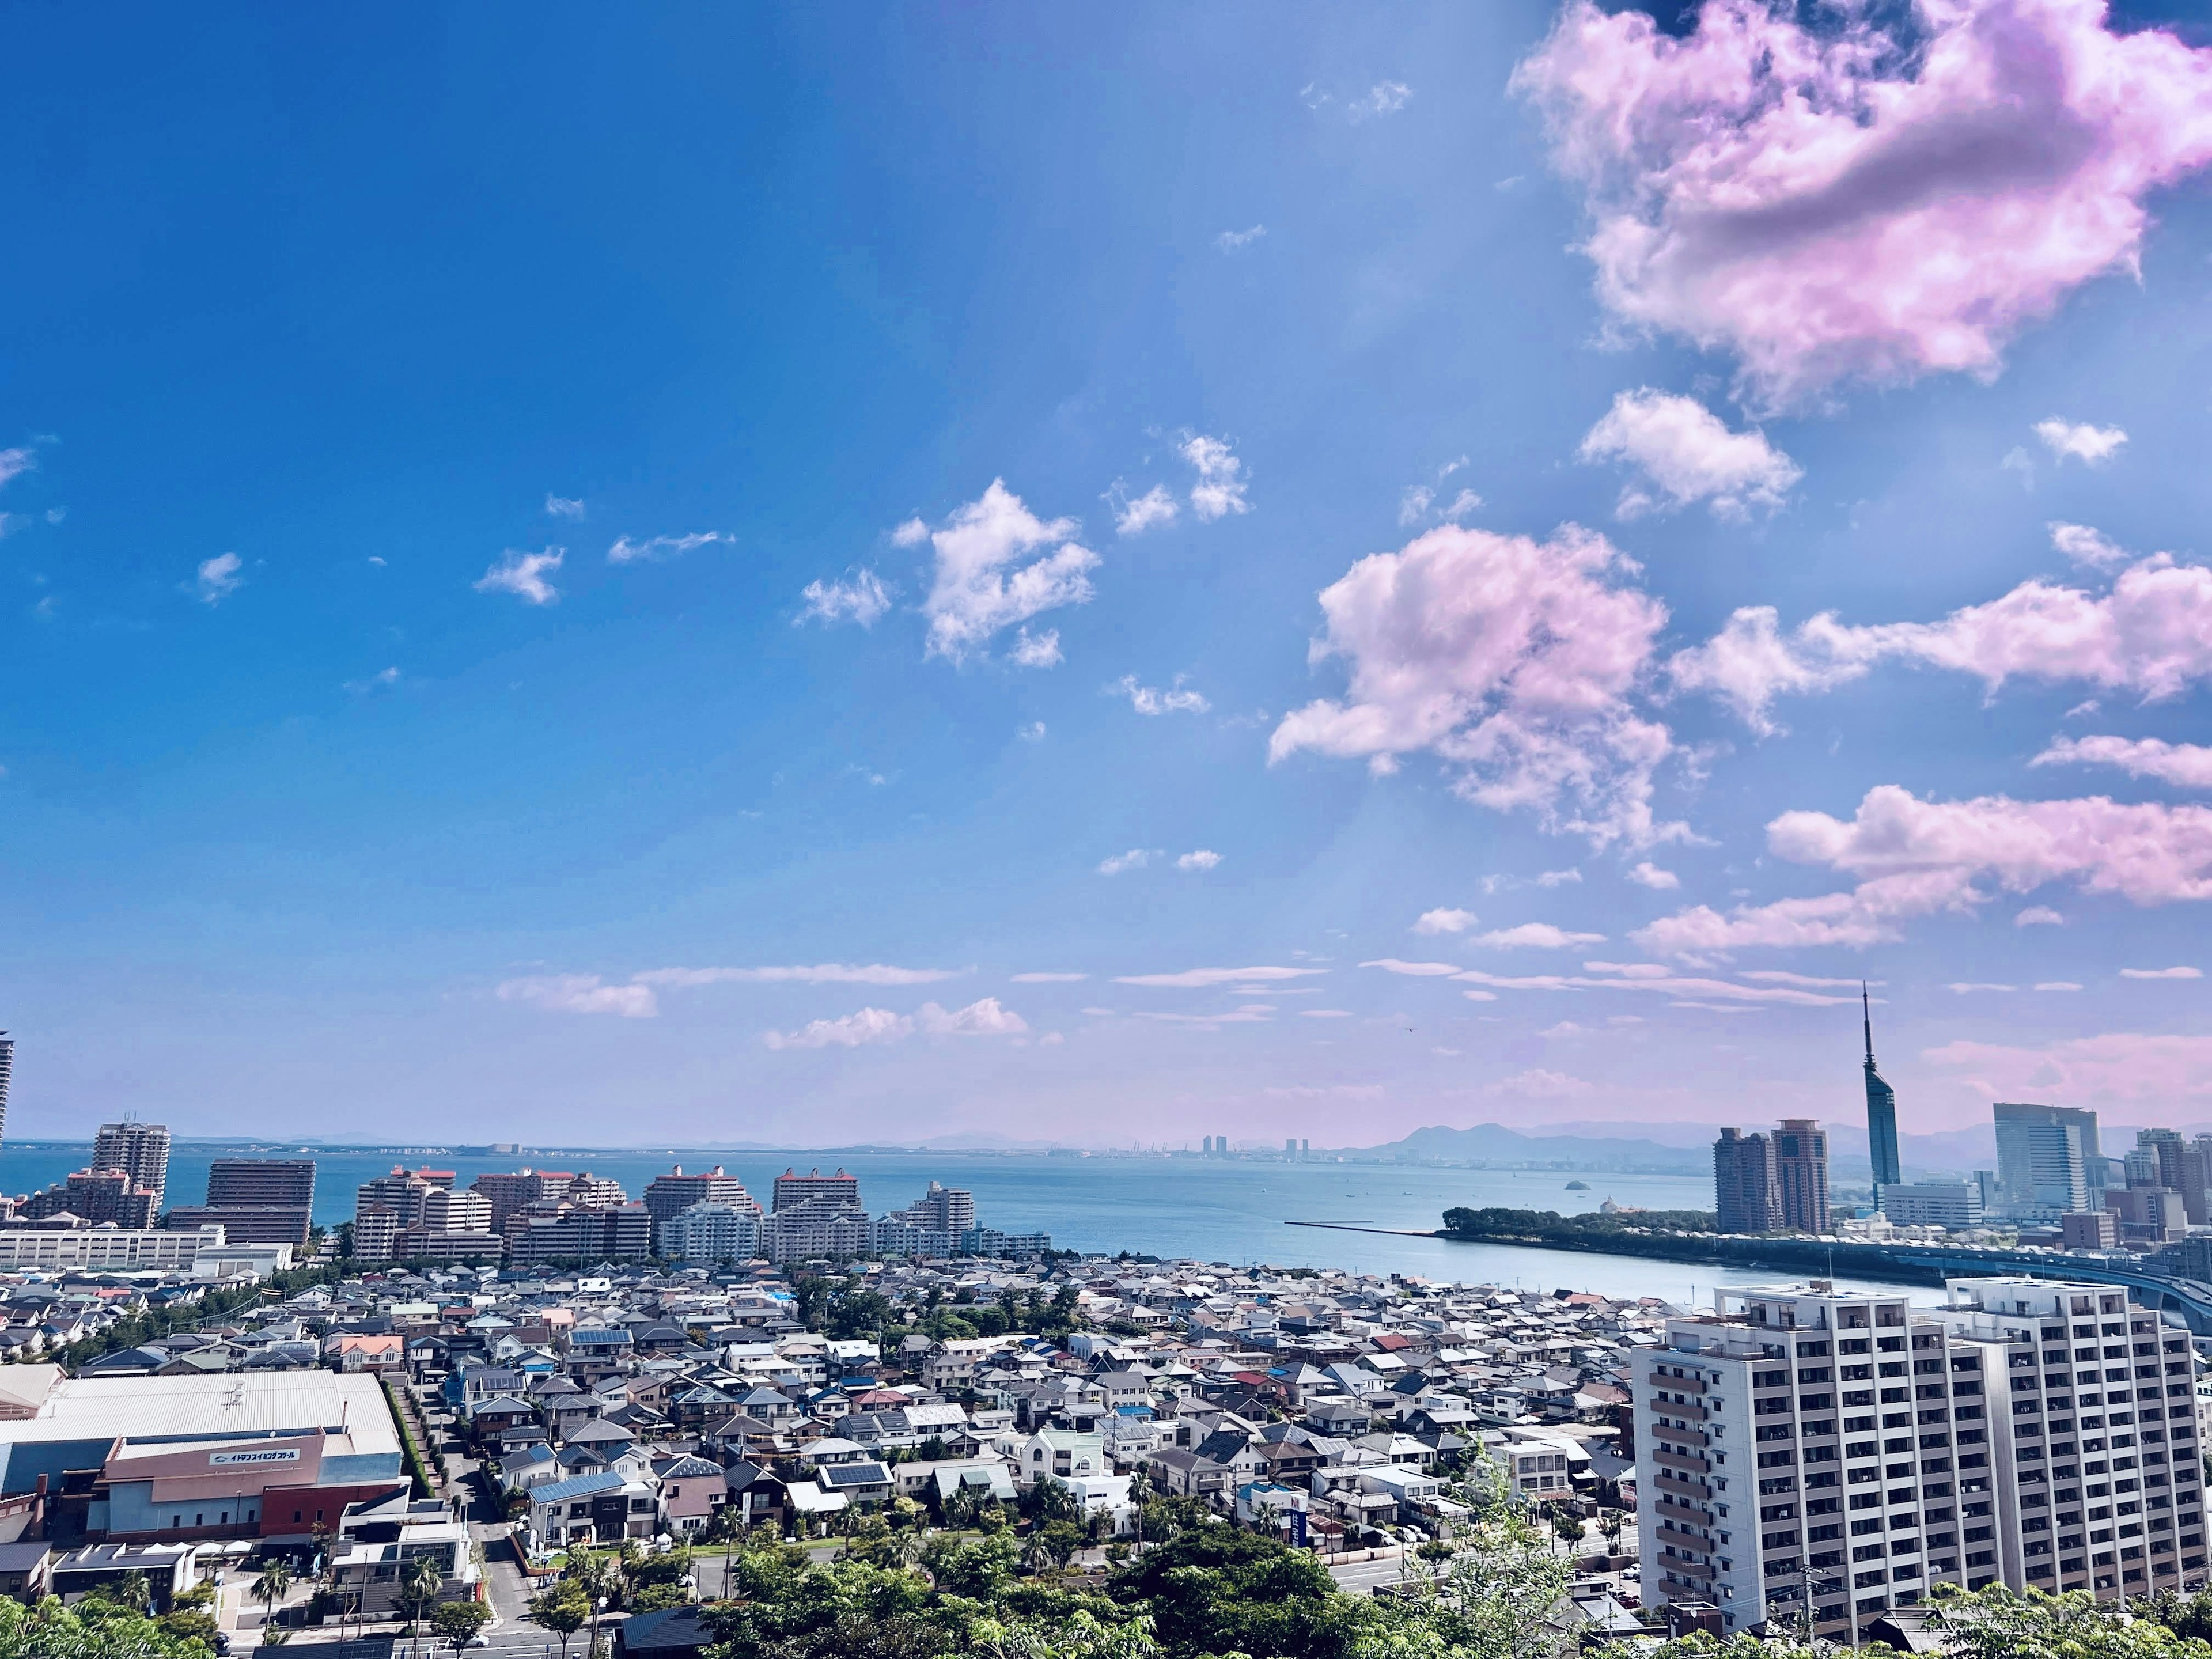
[6,1,2212,1148]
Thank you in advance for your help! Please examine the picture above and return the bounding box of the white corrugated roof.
[0,1372,399,1458]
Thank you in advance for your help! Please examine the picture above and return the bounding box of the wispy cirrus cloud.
[798,570,892,628]
[608,531,730,565]
[1113,965,1326,988]
[2120,965,2201,980]
[1475,923,1607,949]
[633,963,961,988]
[2035,734,2212,790]
[1215,225,1266,252]
[1111,674,1209,715]
[544,494,585,519]
[497,974,658,1019]
[475,547,564,605]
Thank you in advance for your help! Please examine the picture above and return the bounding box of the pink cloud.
[1513,0,2212,409]
[1635,784,2212,954]
[2035,733,2212,789]
[1673,555,2212,732]
[1922,1031,2212,1112]
[1268,524,1682,846]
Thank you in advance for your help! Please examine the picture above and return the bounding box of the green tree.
[1112,1525,1372,1659]
[1931,1582,2212,1659]
[527,1586,590,1659]
[430,1600,491,1656]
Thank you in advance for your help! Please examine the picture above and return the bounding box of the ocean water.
[0,1142,1916,1305]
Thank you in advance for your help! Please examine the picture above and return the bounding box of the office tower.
[1286,1138,1298,1160]
[2137,1131,2210,1227]
[0,1032,12,1149]
[643,1166,762,1249]
[771,1167,861,1213]
[92,1121,170,1209]
[1713,1128,1781,1234]
[1861,989,1900,1192]
[2126,1147,2163,1189]
[1995,1104,2092,1215]
[1635,1277,2201,1643]
[1774,1119,1831,1234]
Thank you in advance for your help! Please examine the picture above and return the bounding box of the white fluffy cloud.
[1513,0,2212,410]
[1635,785,2212,956]
[1350,81,1413,120]
[1176,850,1222,872]
[1111,483,1179,536]
[763,996,1027,1050]
[1413,908,1479,935]
[2016,906,2066,927]
[798,570,892,628]
[1181,435,1251,522]
[2050,522,2129,570]
[1112,674,1209,715]
[475,547,564,605]
[2035,734,2212,790]
[2036,418,2128,465]
[544,494,585,519]
[1476,923,1607,949]
[1270,524,1680,847]
[193,552,244,605]
[608,531,729,565]
[1577,389,1800,520]
[2121,965,2202,980]
[1215,225,1266,252]
[1010,628,1063,668]
[1627,861,1679,890]
[916,480,1099,662]
[1673,555,2212,733]
[497,974,658,1019]
[1097,850,1155,876]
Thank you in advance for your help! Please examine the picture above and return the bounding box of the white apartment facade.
[1635,1277,2203,1643]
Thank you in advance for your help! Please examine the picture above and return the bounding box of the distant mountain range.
[1351,1116,2166,1181]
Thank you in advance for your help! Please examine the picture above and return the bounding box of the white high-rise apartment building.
[1637,1278,2202,1643]
[92,1119,170,1209]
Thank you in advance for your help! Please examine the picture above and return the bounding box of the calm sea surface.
[0,1142,1919,1305]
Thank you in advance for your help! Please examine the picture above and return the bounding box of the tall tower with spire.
[1864,986,1901,1193]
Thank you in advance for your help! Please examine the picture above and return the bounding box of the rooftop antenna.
[1862,982,1874,1068]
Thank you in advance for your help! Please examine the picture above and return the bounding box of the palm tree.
[111,1570,152,1613]
[396,1554,442,1656]
[251,1560,293,1635]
